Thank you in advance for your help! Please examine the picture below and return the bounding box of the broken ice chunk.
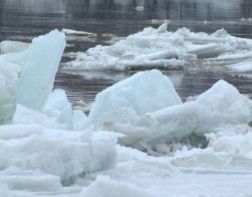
[42,89,73,130]
[87,70,182,128]
[3,30,66,110]
[145,80,252,144]
[73,109,88,131]
[0,59,20,124]
[0,125,118,184]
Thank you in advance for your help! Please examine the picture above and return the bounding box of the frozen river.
[1,0,252,102]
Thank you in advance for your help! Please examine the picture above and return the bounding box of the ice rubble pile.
[63,23,252,71]
[0,30,118,195]
[1,30,252,196]
[86,70,252,148]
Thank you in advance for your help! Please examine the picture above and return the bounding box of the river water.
[1,0,252,103]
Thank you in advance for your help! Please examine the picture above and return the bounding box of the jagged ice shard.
[2,30,66,110]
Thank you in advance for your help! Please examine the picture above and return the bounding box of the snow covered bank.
[63,23,252,71]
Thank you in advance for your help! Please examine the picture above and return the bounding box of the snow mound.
[3,30,66,110]
[63,23,252,71]
[87,70,182,129]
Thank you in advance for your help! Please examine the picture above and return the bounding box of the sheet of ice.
[87,70,182,129]
[0,59,20,124]
[62,28,96,36]
[42,89,73,130]
[227,61,252,72]
[63,23,252,71]
[2,30,66,110]
[0,40,29,54]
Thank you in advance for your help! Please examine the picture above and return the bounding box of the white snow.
[63,23,252,71]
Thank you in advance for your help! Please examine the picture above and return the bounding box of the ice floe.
[63,23,252,71]
[227,61,252,72]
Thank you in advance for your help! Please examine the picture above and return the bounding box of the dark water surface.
[1,0,252,103]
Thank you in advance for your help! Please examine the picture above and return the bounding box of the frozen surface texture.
[0,59,20,123]
[64,23,252,71]
[3,30,66,110]
[81,176,154,197]
[0,125,117,191]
